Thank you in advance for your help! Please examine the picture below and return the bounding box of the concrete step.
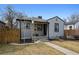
[32,36,48,42]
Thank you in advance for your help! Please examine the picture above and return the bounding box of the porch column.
[31,20,34,42]
[47,23,49,39]
[19,20,22,43]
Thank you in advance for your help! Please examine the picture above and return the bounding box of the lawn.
[51,40,79,53]
[0,42,63,55]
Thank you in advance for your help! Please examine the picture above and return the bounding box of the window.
[54,23,59,32]
[34,24,43,31]
[37,24,42,31]
[26,23,30,29]
[69,26,72,30]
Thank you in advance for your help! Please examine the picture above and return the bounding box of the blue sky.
[0,4,79,20]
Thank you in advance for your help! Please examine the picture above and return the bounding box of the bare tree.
[67,13,79,22]
[15,12,25,19]
[3,5,26,28]
[13,12,26,28]
[3,5,16,28]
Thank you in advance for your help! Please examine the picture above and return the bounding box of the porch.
[31,21,49,42]
[19,19,49,43]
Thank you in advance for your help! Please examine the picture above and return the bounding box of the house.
[64,20,79,39]
[16,16,64,43]
[48,16,64,39]
[64,20,79,30]
[16,16,49,42]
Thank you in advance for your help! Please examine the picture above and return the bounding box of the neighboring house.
[64,20,79,39]
[64,20,79,30]
[16,16,64,42]
[0,21,5,29]
[48,16,64,39]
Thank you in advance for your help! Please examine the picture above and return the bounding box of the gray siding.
[48,17,64,39]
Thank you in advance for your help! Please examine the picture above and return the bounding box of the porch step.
[32,36,49,42]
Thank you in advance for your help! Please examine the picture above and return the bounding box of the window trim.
[54,23,59,32]
[26,23,30,29]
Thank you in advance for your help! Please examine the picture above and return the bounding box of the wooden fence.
[64,29,79,36]
[0,27,20,44]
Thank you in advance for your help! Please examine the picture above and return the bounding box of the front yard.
[0,42,63,55]
[1,40,79,55]
[51,40,79,53]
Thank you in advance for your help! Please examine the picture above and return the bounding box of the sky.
[0,4,79,20]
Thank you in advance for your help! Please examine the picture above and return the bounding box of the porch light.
[32,21,34,24]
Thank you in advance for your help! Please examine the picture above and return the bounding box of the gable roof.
[47,16,64,22]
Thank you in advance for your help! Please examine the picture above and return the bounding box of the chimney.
[38,16,42,19]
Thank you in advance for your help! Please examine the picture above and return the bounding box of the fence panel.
[0,28,20,44]
[64,29,79,36]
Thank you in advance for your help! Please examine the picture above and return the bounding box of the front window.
[69,26,72,30]
[37,24,42,31]
[54,23,59,32]
[26,23,30,29]
[34,24,42,31]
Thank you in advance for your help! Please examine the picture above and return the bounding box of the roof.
[16,16,48,23]
[0,21,5,25]
[31,17,47,22]
[65,20,79,25]
[47,16,65,22]
[16,17,31,21]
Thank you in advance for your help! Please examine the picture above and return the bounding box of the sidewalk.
[44,42,78,55]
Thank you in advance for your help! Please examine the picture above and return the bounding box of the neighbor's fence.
[0,27,20,44]
[64,29,79,36]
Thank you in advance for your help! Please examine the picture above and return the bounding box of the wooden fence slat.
[0,28,20,44]
[64,29,79,36]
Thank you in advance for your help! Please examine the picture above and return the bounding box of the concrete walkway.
[44,42,79,55]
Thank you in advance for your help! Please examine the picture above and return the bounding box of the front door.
[43,24,47,36]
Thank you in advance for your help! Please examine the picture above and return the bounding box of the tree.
[67,13,79,22]
[13,12,26,28]
[15,12,25,19]
[3,5,26,28]
[4,5,16,28]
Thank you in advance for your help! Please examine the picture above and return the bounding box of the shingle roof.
[16,16,48,22]
[16,16,31,21]
[31,17,47,22]
[0,20,5,25]
[65,20,79,25]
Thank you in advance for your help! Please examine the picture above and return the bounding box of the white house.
[16,16,64,43]
[16,16,49,42]
[64,20,79,30]
[48,16,64,39]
